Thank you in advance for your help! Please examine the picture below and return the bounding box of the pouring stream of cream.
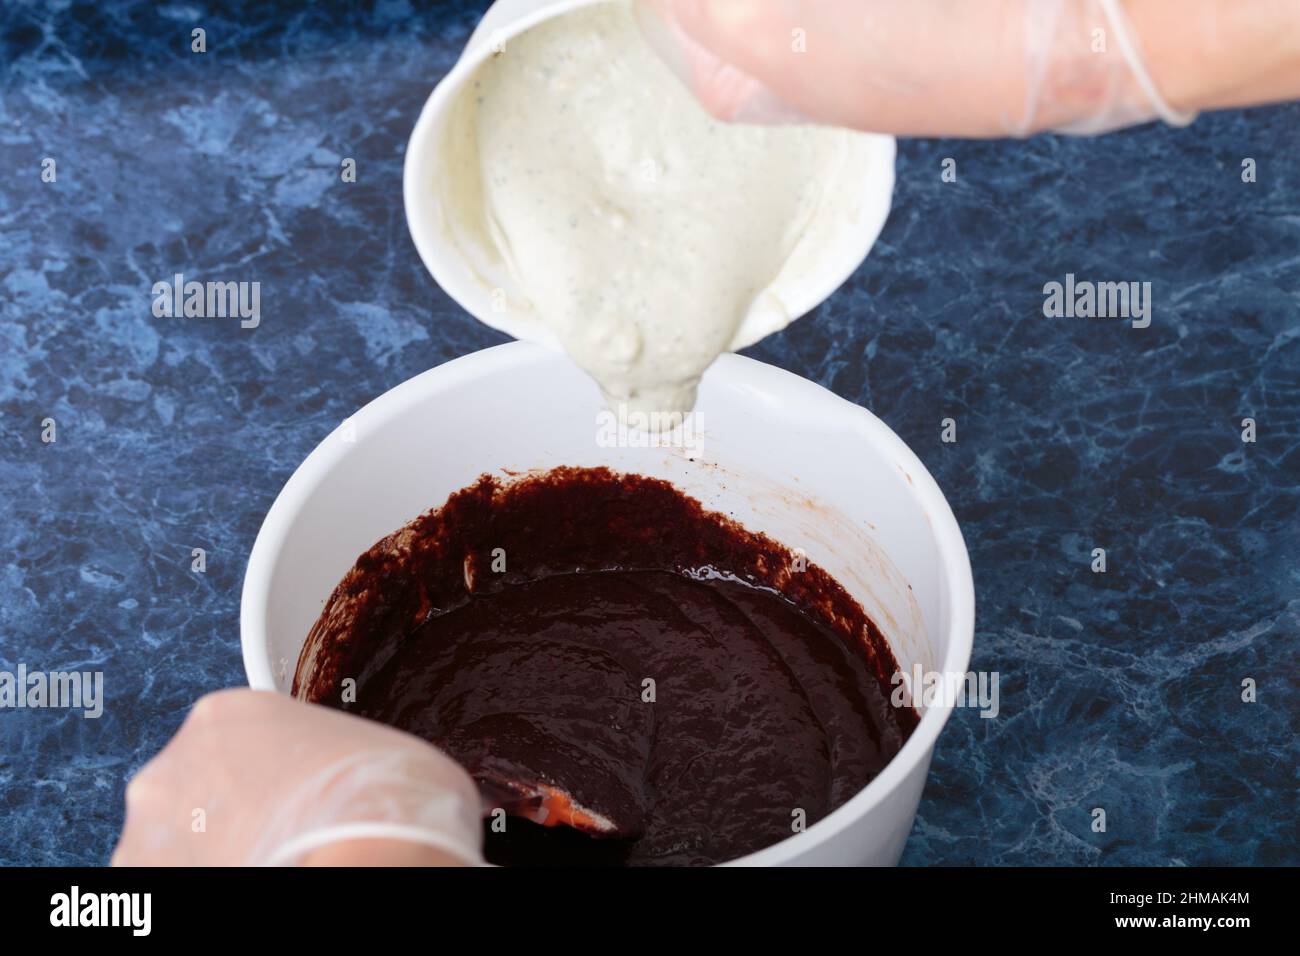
[443,0,872,423]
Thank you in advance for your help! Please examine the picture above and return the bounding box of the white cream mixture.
[442,0,872,421]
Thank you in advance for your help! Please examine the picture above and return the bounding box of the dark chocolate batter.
[295,467,917,866]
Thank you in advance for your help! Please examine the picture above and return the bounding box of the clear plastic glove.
[112,689,483,867]
[636,0,1300,136]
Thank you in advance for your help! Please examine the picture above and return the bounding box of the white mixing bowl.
[240,342,975,866]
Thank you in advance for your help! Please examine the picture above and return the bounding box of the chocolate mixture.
[295,467,917,865]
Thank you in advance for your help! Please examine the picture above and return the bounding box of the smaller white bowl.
[402,0,897,352]
[240,342,975,866]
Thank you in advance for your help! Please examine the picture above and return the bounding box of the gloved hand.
[112,689,484,866]
[636,0,1300,136]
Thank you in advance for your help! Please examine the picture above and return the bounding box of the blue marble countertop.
[1,1,1296,866]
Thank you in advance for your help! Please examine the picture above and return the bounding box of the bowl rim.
[240,341,976,867]
[400,0,897,353]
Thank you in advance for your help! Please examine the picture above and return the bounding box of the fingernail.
[632,0,810,126]
[632,0,695,91]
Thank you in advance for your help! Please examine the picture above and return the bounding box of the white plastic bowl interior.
[241,342,974,866]
[402,0,897,352]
